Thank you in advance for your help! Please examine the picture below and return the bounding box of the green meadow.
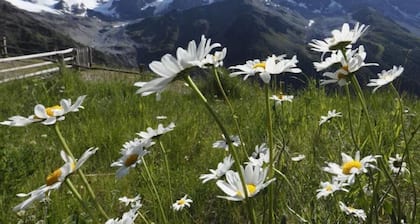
[0,67,419,223]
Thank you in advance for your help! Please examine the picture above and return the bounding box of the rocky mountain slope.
[126,0,420,93]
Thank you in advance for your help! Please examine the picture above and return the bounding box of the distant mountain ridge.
[126,0,420,94]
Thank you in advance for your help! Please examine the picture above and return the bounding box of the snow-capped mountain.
[4,0,117,16]
[264,0,420,35]
[4,0,221,19]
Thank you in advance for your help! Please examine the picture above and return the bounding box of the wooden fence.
[0,47,92,84]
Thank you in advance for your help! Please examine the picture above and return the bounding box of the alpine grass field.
[0,22,419,223]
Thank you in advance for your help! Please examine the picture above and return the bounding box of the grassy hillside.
[0,68,418,223]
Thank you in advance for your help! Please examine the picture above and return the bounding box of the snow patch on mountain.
[4,0,61,14]
[5,0,116,16]
[141,0,173,15]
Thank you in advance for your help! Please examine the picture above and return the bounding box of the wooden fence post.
[1,36,8,58]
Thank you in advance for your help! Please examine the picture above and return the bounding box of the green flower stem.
[264,84,275,224]
[158,139,173,202]
[64,178,99,223]
[184,75,257,224]
[213,67,247,156]
[142,158,168,224]
[344,84,359,150]
[349,75,378,152]
[54,124,110,220]
[391,84,417,223]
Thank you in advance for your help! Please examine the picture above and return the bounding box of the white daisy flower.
[247,145,270,167]
[251,143,268,158]
[367,65,403,93]
[1,95,86,126]
[316,179,349,199]
[388,154,409,175]
[320,46,378,86]
[309,22,369,52]
[0,115,40,127]
[323,151,379,184]
[313,50,344,72]
[119,195,142,207]
[172,195,193,211]
[212,134,241,151]
[106,197,142,224]
[111,138,154,179]
[176,35,222,68]
[339,201,367,221]
[216,164,275,201]
[230,54,301,84]
[201,47,227,67]
[135,54,183,97]
[137,122,175,140]
[135,35,223,97]
[319,109,342,126]
[200,155,234,183]
[14,148,97,212]
[270,94,294,105]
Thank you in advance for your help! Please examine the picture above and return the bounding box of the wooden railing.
[0,48,91,84]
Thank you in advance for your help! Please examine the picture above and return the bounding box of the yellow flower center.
[253,62,266,69]
[342,160,362,175]
[236,184,257,198]
[325,184,333,192]
[177,199,185,205]
[46,168,62,186]
[46,105,63,117]
[124,154,139,167]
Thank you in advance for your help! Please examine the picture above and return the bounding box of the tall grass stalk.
[54,124,110,220]
[184,75,257,224]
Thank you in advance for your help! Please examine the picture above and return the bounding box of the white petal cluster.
[309,22,369,52]
[14,148,97,212]
[339,201,367,221]
[316,180,349,199]
[200,155,234,183]
[229,54,301,84]
[319,46,378,86]
[135,35,224,97]
[172,195,193,211]
[322,151,379,185]
[106,195,142,224]
[367,65,403,93]
[270,94,294,105]
[212,134,241,151]
[319,109,342,126]
[1,95,86,126]
[111,138,153,179]
[216,164,275,201]
[137,122,176,140]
